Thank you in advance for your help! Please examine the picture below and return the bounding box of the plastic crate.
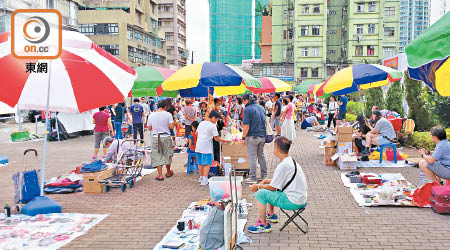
[10,131,30,142]
[208,176,243,201]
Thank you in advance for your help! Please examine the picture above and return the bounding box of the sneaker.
[243,178,257,184]
[258,176,267,182]
[92,155,97,160]
[247,220,272,234]
[266,213,279,223]
[359,149,370,156]
[198,176,203,183]
[200,179,209,186]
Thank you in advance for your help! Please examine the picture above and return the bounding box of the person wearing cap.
[242,94,268,184]
[182,99,197,139]
[360,110,396,156]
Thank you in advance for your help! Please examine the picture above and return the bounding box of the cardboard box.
[337,126,353,134]
[336,133,352,142]
[337,155,358,171]
[324,147,337,166]
[222,143,249,170]
[82,167,114,194]
[337,142,353,154]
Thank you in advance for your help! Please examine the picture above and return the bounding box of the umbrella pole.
[40,60,52,196]
[358,90,365,117]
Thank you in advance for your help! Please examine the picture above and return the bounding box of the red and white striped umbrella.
[0,30,137,113]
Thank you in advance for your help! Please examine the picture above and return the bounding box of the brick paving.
[1,128,450,250]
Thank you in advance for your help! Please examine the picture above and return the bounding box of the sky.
[185,0,449,64]
[186,0,210,64]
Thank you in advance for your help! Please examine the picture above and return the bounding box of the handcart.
[12,149,41,213]
[100,140,145,192]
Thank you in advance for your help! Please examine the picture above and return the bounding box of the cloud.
[186,0,210,63]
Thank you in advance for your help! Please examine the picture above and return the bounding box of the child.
[195,110,230,186]
[187,121,199,166]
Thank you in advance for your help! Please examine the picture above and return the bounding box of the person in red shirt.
[93,107,114,160]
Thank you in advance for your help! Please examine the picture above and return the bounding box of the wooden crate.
[82,167,114,194]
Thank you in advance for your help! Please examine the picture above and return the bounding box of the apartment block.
[158,0,187,69]
[291,0,400,83]
[271,0,294,63]
[399,0,430,52]
[0,0,78,33]
[75,0,167,68]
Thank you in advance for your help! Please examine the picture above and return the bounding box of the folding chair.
[279,206,309,233]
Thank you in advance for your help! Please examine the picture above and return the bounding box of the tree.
[404,71,432,131]
[385,81,404,117]
[365,87,385,117]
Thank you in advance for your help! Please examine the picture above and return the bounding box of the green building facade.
[209,0,270,64]
[271,0,294,63]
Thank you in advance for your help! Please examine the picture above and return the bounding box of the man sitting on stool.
[247,136,307,234]
[360,111,396,156]
[418,126,450,184]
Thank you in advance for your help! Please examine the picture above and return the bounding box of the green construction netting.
[209,0,269,64]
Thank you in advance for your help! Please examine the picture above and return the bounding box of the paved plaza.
[1,128,450,250]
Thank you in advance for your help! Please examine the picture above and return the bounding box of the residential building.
[271,0,294,63]
[209,0,270,65]
[294,0,328,83]
[399,0,430,52]
[252,63,295,84]
[0,0,78,33]
[260,15,272,63]
[75,0,167,68]
[158,0,188,69]
[291,0,400,83]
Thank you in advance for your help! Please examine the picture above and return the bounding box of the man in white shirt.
[147,100,175,181]
[248,136,307,234]
[265,95,273,116]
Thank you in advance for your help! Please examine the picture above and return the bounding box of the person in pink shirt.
[92,107,114,160]
[280,95,296,141]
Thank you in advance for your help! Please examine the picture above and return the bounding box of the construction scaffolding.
[209,0,269,64]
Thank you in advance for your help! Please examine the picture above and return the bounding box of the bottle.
[418,171,425,187]
[4,204,10,217]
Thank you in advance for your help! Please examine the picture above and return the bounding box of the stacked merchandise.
[44,174,83,194]
[334,126,357,170]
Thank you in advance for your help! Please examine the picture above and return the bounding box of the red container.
[430,186,450,214]
[387,117,402,132]
[362,175,382,185]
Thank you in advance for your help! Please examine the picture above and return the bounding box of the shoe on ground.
[248,220,272,234]
[198,176,203,183]
[200,179,209,186]
[243,178,257,184]
[258,176,267,182]
[92,155,97,160]
[266,213,278,223]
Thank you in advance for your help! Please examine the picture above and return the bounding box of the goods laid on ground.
[341,172,418,207]
[0,213,107,250]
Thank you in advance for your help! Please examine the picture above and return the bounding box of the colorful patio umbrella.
[162,62,261,96]
[323,64,402,95]
[293,80,315,93]
[0,30,136,197]
[406,11,450,96]
[132,66,177,97]
[247,77,291,94]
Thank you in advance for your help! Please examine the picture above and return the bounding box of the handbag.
[121,108,129,133]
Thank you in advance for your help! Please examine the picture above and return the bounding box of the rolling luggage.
[430,185,450,214]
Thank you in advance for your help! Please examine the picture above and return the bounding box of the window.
[134,30,143,41]
[355,46,363,56]
[312,25,320,36]
[311,68,319,78]
[301,47,308,57]
[368,2,376,12]
[383,47,395,58]
[167,49,173,55]
[384,27,395,37]
[385,7,395,16]
[311,47,319,57]
[301,26,309,36]
[165,33,173,41]
[329,30,337,35]
[356,24,363,35]
[79,23,119,35]
[151,18,158,31]
[367,45,375,56]
[357,3,364,13]
[368,24,375,34]
[329,10,336,15]
[302,5,309,14]
[127,27,133,40]
[100,45,119,56]
[313,4,320,14]
[328,50,336,54]
[128,46,135,61]
[79,24,94,35]
[300,68,308,78]
[144,34,148,43]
